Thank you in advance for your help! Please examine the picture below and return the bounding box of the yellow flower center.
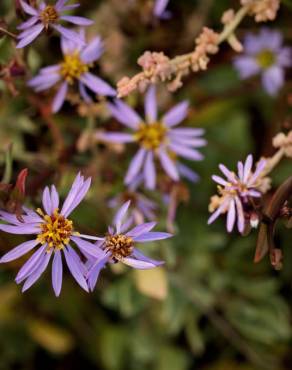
[36,209,73,252]
[60,53,89,84]
[134,122,168,150]
[256,49,275,69]
[40,5,59,27]
[105,234,134,260]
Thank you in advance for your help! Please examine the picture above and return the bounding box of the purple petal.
[125,148,147,185]
[162,101,189,127]
[61,173,83,216]
[235,197,245,233]
[212,175,228,186]
[42,187,52,215]
[80,72,116,96]
[134,231,172,242]
[87,253,109,291]
[132,248,164,266]
[102,132,135,143]
[207,197,230,225]
[177,163,199,183]
[52,82,68,113]
[248,159,266,186]
[108,99,141,129]
[62,177,91,217]
[50,185,60,211]
[262,66,284,96]
[170,136,207,148]
[126,222,156,237]
[61,4,80,11]
[169,143,203,161]
[52,24,84,44]
[158,149,179,181]
[121,257,160,269]
[237,161,244,181]
[277,47,292,68]
[15,245,47,283]
[114,201,131,233]
[79,82,92,103]
[0,239,38,263]
[219,164,236,182]
[22,252,51,292]
[154,0,170,17]
[64,246,89,292]
[243,154,253,183]
[226,199,236,232]
[55,0,69,10]
[144,151,156,189]
[60,15,93,26]
[233,56,260,79]
[17,16,39,30]
[81,37,104,64]
[0,224,40,234]
[20,0,38,15]
[170,128,205,137]
[71,236,104,259]
[52,250,63,297]
[144,86,157,123]
[16,23,44,48]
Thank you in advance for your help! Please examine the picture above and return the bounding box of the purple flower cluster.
[103,86,206,190]
[28,31,115,112]
[234,28,292,96]
[17,0,93,48]
[0,174,171,296]
[208,155,266,233]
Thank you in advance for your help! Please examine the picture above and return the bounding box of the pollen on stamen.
[134,122,168,150]
[105,234,134,261]
[60,53,89,85]
[36,208,73,252]
[40,5,59,28]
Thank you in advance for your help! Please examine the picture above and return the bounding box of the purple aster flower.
[102,86,206,190]
[86,201,172,291]
[16,0,93,48]
[208,154,266,233]
[108,175,157,225]
[234,28,292,96]
[28,31,116,112]
[153,0,171,19]
[0,173,101,296]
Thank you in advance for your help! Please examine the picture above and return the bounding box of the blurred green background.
[0,0,291,369]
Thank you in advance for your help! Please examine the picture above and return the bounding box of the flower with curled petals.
[234,28,292,96]
[86,201,172,291]
[208,155,266,233]
[0,173,99,296]
[102,86,206,190]
[28,32,115,112]
[17,0,93,48]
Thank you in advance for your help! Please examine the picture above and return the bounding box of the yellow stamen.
[256,49,275,69]
[36,209,73,252]
[40,5,59,28]
[134,122,168,150]
[60,52,89,84]
[105,234,134,260]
